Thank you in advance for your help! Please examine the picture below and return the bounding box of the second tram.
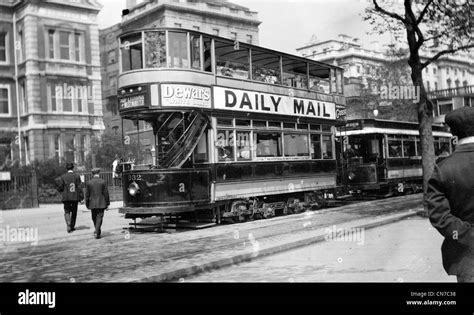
[337,118,452,197]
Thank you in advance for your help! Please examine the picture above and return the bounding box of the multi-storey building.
[100,0,261,132]
[0,0,104,167]
[296,34,474,122]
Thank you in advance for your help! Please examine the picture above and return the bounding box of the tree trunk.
[412,69,435,209]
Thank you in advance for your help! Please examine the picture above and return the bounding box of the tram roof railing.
[117,27,345,72]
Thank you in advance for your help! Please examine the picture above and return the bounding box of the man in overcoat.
[56,162,84,233]
[427,106,474,282]
[85,168,110,239]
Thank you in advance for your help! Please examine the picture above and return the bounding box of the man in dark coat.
[85,168,110,239]
[56,162,84,233]
[427,106,474,282]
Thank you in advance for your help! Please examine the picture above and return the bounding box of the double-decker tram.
[336,119,452,197]
[117,27,346,224]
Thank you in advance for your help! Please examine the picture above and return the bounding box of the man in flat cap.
[427,106,474,282]
[85,168,110,239]
[56,162,84,233]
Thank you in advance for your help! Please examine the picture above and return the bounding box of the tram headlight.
[128,182,140,197]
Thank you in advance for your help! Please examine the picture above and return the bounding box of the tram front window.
[169,31,188,68]
[121,33,143,71]
[144,31,166,68]
[122,119,156,167]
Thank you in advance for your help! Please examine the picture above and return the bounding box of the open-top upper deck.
[117,27,346,125]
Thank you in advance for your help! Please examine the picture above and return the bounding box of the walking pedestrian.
[56,162,84,233]
[427,106,474,283]
[85,168,110,239]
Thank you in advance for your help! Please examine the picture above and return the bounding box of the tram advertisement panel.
[213,87,336,120]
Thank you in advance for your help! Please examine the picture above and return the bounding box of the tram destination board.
[120,94,146,110]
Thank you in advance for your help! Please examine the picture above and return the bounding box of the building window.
[48,30,55,59]
[59,31,70,60]
[192,26,200,31]
[53,134,61,160]
[434,82,438,90]
[74,33,82,62]
[447,79,452,89]
[64,134,75,163]
[446,67,450,75]
[47,84,59,112]
[0,85,10,116]
[48,29,83,62]
[454,68,458,76]
[433,68,436,75]
[438,102,453,115]
[20,81,27,115]
[0,32,7,63]
[75,85,88,113]
[426,81,430,91]
[18,30,25,62]
[78,135,86,164]
[356,65,361,74]
[107,50,116,64]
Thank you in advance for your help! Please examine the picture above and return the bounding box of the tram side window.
[251,49,281,84]
[282,58,308,89]
[311,134,322,159]
[255,132,282,157]
[144,31,166,68]
[284,134,309,157]
[121,33,143,71]
[168,31,188,68]
[215,40,250,79]
[190,33,201,70]
[322,135,333,159]
[388,136,402,157]
[309,64,330,94]
[236,131,251,161]
[403,137,417,157]
[216,129,234,161]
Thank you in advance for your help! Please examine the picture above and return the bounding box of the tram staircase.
[157,112,208,168]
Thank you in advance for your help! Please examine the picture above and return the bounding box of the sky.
[97,0,392,54]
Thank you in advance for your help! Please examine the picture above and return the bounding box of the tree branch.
[372,0,406,24]
[416,0,434,25]
[421,44,474,68]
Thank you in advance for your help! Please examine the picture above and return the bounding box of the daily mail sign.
[213,87,336,120]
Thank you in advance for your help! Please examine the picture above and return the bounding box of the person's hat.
[91,168,101,174]
[445,107,474,139]
[66,162,74,170]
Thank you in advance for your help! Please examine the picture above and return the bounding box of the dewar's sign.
[213,87,336,120]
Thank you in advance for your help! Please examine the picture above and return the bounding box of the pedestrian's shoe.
[95,234,101,239]
[71,227,76,232]
[67,226,72,233]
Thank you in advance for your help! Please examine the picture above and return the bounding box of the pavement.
[0,194,426,282]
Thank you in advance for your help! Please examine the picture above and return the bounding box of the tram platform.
[0,194,424,282]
